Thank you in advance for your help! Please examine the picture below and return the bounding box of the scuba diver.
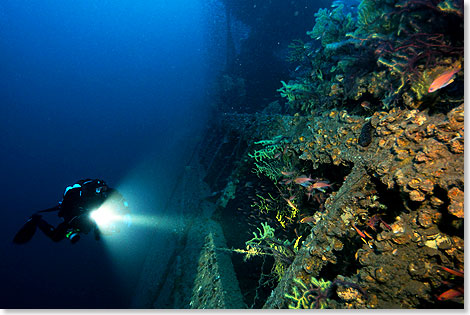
[13,179,130,244]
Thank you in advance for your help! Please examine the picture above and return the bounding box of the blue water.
[0,0,208,308]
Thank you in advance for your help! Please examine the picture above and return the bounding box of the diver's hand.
[94,227,101,241]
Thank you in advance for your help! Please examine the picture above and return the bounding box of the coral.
[276,0,463,114]
[437,0,463,17]
[402,61,463,109]
[220,102,463,308]
[277,80,313,104]
[285,277,332,309]
[286,39,308,64]
[251,193,277,214]
[355,0,395,33]
[353,0,464,108]
[307,4,356,47]
[243,222,297,281]
[324,38,361,53]
[246,222,276,246]
[249,136,291,183]
[211,0,464,309]
[249,136,284,161]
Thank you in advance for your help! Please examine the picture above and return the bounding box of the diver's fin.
[13,217,38,244]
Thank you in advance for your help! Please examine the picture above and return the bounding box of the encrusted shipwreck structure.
[133,0,463,309]
[198,103,463,308]
[187,0,463,308]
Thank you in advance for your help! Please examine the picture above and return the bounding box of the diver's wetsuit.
[14,179,126,244]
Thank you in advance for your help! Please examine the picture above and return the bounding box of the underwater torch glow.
[90,204,121,227]
[90,200,132,235]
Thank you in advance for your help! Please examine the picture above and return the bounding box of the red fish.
[280,178,293,185]
[281,171,295,176]
[294,175,313,185]
[437,287,464,301]
[300,216,315,224]
[308,181,332,191]
[284,198,299,212]
[351,223,367,239]
[361,101,371,110]
[428,65,461,93]
[439,266,464,278]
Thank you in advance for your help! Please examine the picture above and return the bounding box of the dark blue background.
[0,0,208,308]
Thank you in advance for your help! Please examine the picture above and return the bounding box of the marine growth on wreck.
[195,0,464,309]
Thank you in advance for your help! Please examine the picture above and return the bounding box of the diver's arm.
[36,218,67,242]
[36,205,61,214]
[94,226,101,241]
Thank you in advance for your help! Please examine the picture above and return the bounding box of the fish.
[361,101,371,110]
[294,175,313,185]
[439,266,464,278]
[428,65,461,93]
[281,171,295,176]
[305,191,312,201]
[281,179,293,185]
[351,222,367,239]
[285,198,299,212]
[437,287,464,301]
[308,181,333,191]
[279,193,299,215]
[300,181,313,188]
[300,216,315,223]
[282,145,288,156]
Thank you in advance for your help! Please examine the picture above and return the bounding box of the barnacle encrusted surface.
[220,103,463,308]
